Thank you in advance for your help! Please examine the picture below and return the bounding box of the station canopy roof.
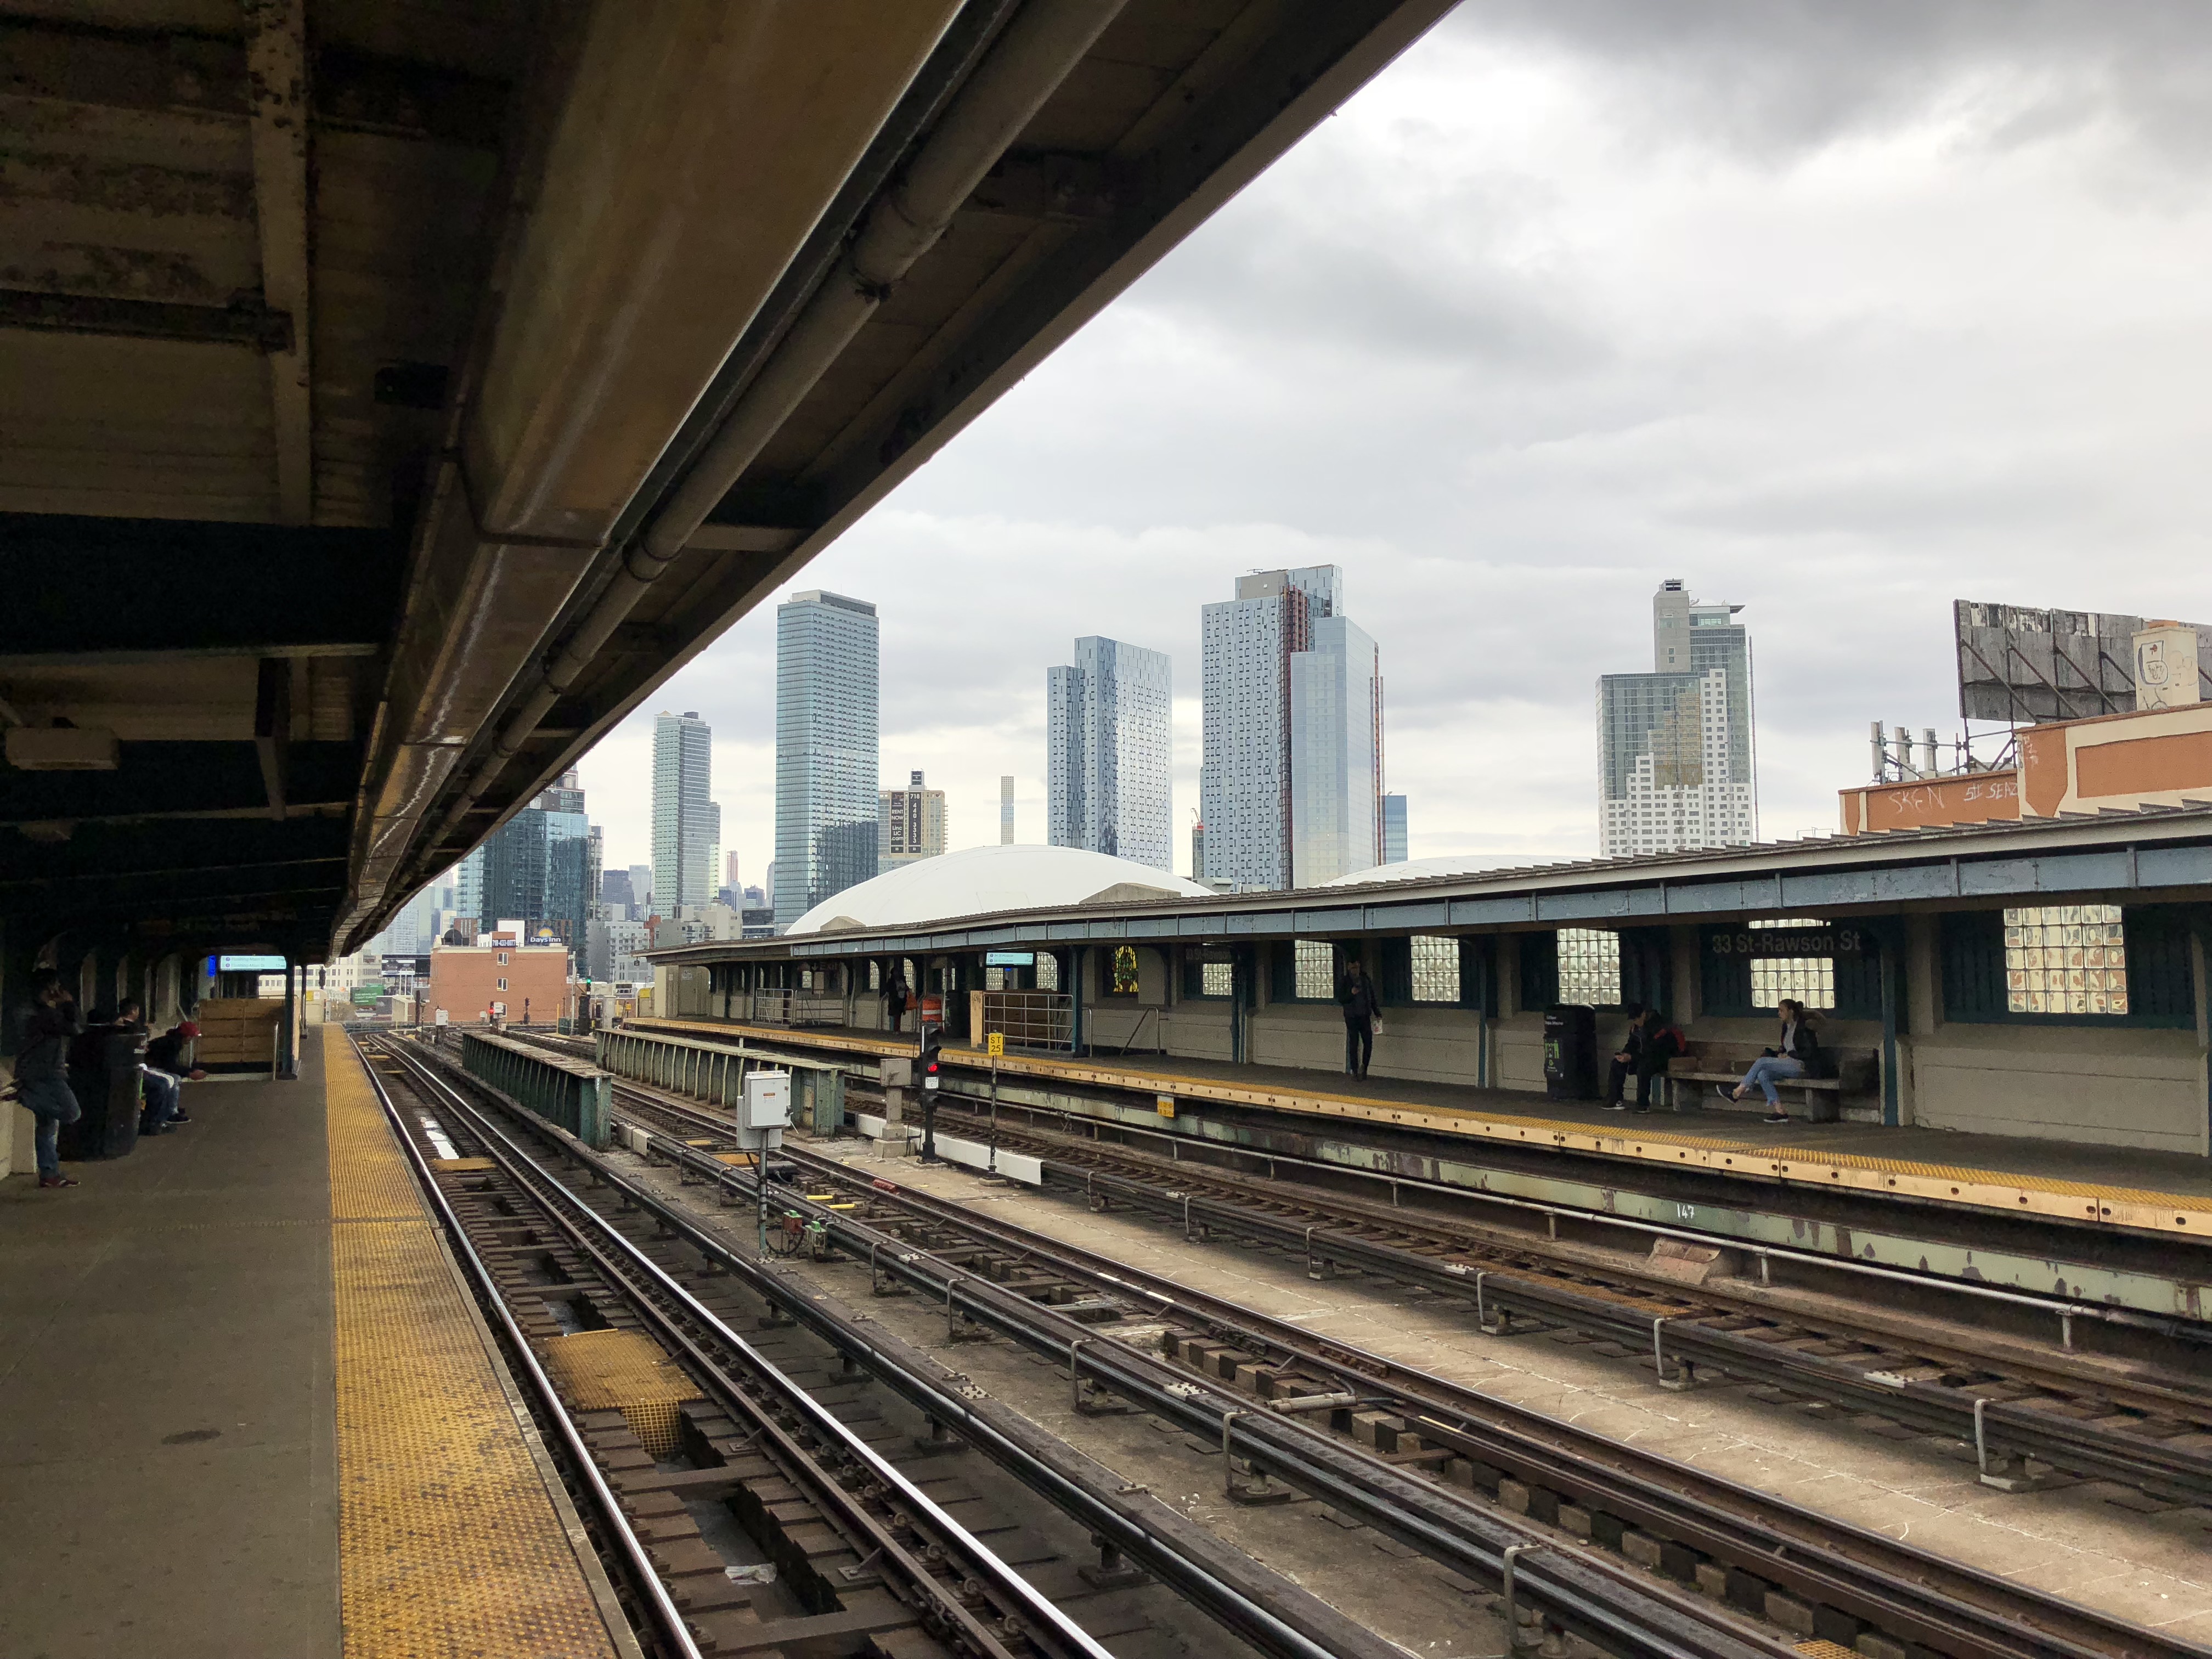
[789,845,1210,938]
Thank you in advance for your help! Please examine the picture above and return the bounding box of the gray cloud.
[577,4,2212,885]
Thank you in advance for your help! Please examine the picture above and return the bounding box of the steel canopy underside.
[0,0,1454,968]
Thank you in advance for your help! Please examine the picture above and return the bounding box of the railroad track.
[359,1034,1412,1659]
[564,1058,2211,1659]
[394,1031,1819,1659]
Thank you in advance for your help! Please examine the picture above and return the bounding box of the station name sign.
[1706,926,1868,958]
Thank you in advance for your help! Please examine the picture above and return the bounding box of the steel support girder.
[343,0,967,948]
[0,514,396,659]
[0,741,357,824]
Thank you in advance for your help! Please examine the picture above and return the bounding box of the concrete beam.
[244,0,314,525]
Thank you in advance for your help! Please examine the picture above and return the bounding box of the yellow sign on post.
[988,1032,1005,1057]
[1156,1094,1176,1119]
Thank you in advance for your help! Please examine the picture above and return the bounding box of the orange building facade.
[426,944,573,1025]
[1839,702,2212,836]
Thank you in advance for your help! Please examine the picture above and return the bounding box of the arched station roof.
[789,845,1209,936]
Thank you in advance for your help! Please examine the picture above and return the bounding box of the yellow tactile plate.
[537,1329,702,1460]
[326,1027,619,1659]
[629,1015,2212,1238]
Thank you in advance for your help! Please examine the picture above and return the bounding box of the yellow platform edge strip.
[325,1026,619,1659]
[628,1016,2212,1236]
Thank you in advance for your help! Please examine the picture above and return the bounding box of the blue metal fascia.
[1128,916,1177,938]
[1869,864,1956,902]
[1296,907,1367,933]
[2140,844,2212,888]
[1624,887,1668,917]
[2024,850,2136,893]
[1047,922,1088,941]
[1177,915,1216,936]
[1223,911,1272,935]
[1665,878,1766,913]
[1093,917,1130,939]
[1451,894,1534,926]
[1956,857,2038,896]
[1373,900,1449,930]
[1782,869,1882,908]
[1536,888,1632,922]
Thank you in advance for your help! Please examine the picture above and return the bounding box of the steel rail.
[598,1075,2212,1659]
[916,1088,2208,1346]
[413,1036,1789,1659]
[884,1101,2212,1502]
[383,1042,1448,1659]
[372,1037,1107,1659]
[351,1037,705,1659]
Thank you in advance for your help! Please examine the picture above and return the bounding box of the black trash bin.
[60,1024,145,1159]
[1543,1003,1598,1101]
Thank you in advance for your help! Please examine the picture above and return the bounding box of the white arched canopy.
[787,844,1210,935]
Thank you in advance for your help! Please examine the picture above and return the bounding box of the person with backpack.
[1336,957,1381,1079]
[7,970,86,1188]
[883,961,911,1034]
[1602,1003,1684,1113]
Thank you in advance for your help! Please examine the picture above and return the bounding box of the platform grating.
[325,1028,620,1659]
[538,1329,703,1460]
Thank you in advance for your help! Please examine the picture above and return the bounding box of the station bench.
[1661,1042,1878,1122]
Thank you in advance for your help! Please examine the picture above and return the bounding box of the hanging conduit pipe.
[433,0,1130,842]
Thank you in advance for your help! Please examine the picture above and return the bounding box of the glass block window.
[1410,936,1459,1003]
[1036,953,1059,991]
[1749,917,1826,929]
[1108,945,1140,997]
[1294,940,1335,1000]
[1750,958,1835,1009]
[2005,904,2129,1015]
[985,966,1006,991]
[868,960,882,991]
[1201,961,1233,997]
[1556,929,1621,1005]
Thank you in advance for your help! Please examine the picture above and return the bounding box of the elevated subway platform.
[619,1016,2212,1242]
[0,1027,627,1658]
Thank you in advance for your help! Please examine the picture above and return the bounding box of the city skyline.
[562,10,2212,894]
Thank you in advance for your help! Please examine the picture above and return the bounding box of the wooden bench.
[1660,1042,1878,1122]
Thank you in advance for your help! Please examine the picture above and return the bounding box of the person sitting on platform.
[1719,998,1821,1125]
[7,970,85,1188]
[1606,1006,1688,1113]
[134,1006,202,1133]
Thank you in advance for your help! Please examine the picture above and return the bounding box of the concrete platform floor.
[777,1142,2212,1651]
[0,1043,338,1659]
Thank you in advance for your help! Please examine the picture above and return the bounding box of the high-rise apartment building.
[775,590,879,926]
[651,712,719,916]
[1381,794,1407,865]
[878,770,947,868]
[450,768,594,945]
[1598,578,1757,858]
[1046,635,1172,870]
[1199,566,1384,890]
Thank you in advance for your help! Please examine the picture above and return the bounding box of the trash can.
[1543,1004,1598,1101]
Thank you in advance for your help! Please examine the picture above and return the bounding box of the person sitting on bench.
[1719,998,1821,1124]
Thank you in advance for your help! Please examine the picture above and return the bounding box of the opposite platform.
[621,1015,2212,1239]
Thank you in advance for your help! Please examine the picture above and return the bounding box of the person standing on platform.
[1336,957,1380,1079]
[8,970,85,1188]
[884,961,911,1035]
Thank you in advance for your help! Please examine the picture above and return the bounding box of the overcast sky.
[577,0,2212,891]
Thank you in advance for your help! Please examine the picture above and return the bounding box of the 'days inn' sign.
[1706,924,1870,958]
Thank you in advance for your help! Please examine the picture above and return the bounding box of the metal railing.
[974,990,1073,1052]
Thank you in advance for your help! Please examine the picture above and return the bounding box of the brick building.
[427,942,572,1026]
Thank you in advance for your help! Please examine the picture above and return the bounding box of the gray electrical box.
[879,1057,913,1087]
[736,1070,790,1152]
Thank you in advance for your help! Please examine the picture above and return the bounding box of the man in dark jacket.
[883,963,910,1033]
[140,1013,202,1134]
[1336,958,1380,1078]
[8,970,85,1188]
[1602,1004,1684,1113]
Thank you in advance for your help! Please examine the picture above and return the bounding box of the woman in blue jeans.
[1719,998,1820,1125]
